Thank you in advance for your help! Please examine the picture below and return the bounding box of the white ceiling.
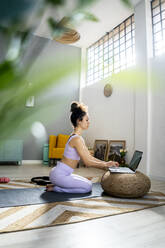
[34,0,141,48]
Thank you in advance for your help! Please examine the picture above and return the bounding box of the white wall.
[133,0,151,173]
[149,55,165,180]
[134,0,165,179]
[80,78,135,163]
[80,0,165,180]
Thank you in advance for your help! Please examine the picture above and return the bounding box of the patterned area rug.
[0,176,102,190]
[0,191,165,233]
[0,180,44,189]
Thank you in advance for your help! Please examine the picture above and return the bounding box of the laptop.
[109,150,143,174]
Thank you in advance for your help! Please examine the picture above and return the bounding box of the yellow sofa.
[49,134,70,160]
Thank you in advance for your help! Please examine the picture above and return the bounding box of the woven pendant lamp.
[54,17,80,44]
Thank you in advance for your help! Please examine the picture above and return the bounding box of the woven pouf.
[101,171,151,198]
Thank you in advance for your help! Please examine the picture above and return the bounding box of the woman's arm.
[71,137,119,169]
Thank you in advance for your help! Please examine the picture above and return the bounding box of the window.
[151,0,165,56]
[87,15,135,86]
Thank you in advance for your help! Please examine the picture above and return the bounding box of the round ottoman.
[101,171,151,198]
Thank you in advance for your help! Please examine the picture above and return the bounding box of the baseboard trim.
[150,175,165,181]
[22,160,43,164]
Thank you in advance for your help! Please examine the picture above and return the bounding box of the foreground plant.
[0,0,132,141]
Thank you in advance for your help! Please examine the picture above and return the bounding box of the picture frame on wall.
[106,140,126,162]
[93,140,108,161]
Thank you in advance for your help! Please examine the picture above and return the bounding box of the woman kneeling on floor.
[47,101,119,193]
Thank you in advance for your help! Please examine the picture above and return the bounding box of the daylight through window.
[87,15,135,86]
[151,0,165,56]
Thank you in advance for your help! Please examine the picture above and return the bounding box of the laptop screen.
[129,150,143,171]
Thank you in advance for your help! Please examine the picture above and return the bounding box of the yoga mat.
[0,183,103,208]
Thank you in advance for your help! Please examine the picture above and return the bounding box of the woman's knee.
[82,181,92,193]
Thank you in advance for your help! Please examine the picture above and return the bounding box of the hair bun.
[70,102,78,113]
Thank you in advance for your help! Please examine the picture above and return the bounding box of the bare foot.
[46,184,54,192]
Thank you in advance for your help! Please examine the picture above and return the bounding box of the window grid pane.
[152,0,165,56]
[87,15,135,85]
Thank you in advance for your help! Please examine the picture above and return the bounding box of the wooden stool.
[101,171,151,198]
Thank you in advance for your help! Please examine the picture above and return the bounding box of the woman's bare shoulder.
[71,135,83,141]
[70,135,84,145]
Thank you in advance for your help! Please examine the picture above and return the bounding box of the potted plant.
[119,149,127,166]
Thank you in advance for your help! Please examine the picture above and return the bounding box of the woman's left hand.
[107,161,119,167]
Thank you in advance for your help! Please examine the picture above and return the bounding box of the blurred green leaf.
[77,0,99,9]
[47,17,66,38]
[45,0,65,6]
[0,0,37,23]
[121,0,132,8]
[0,0,133,142]
[71,11,99,23]
[0,61,16,89]
[0,57,79,139]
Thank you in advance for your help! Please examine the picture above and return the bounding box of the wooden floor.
[0,163,165,248]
